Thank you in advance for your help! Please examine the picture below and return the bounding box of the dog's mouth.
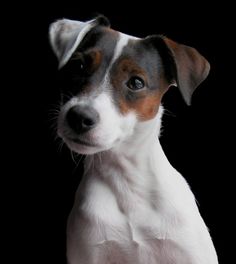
[63,135,106,155]
[67,137,99,147]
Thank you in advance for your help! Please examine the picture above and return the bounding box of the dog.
[49,15,218,264]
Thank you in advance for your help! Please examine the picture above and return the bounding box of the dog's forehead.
[75,26,140,61]
[77,26,117,51]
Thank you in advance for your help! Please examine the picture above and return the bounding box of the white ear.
[49,18,96,69]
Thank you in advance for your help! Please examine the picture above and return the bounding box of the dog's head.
[49,15,210,154]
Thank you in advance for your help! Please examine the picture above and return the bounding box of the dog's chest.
[79,155,168,237]
[68,189,191,264]
[67,161,193,263]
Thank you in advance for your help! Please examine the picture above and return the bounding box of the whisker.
[71,150,77,164]
[163,108,176,117]
[72,154,85,174]
[57,139,65,153]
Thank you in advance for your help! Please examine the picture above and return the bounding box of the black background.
[9,2,233,263]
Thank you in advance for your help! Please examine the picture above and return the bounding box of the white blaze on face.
[111,32,138,64]
[89,33,139,150]
[91,92,137,149]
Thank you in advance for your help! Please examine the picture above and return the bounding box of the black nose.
[66,105,99,134]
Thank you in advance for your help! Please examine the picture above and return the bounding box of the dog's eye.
[77,60,85,72]
[127,77,145,91]
[72,59,85,74]
[62,58,86,75]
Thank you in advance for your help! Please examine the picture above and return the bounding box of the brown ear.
[163,37,210,105]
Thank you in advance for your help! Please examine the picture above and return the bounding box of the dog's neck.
[82,107,177,214]
[84,106,164,172]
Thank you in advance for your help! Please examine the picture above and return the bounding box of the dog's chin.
[63,137,114,155]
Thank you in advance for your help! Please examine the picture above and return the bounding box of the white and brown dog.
[49,15,218,264]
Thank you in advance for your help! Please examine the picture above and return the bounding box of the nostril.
[66,105,99,134]
[83,117,95,127]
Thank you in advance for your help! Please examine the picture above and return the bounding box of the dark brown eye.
[127,76,145,91]
[78,60,84,71]
[62,58,86,75]
[72,59,85,74]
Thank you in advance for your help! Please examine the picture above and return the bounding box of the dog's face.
[49,16,210,154]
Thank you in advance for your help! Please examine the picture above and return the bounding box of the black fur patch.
[95,15,110,27]
[143,35,177,85]
[58,26,118,103]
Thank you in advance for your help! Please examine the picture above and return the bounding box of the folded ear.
[49,15,110,69]
[162,37,210,105]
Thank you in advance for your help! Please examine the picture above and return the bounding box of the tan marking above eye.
[89,50,102,71]
[119,59,148,82]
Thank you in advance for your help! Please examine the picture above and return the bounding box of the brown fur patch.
[118,80,168,121]
[111,58,169,121]
[119,92,161,121]
[89,50,102,72]
[119,59,148,82]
